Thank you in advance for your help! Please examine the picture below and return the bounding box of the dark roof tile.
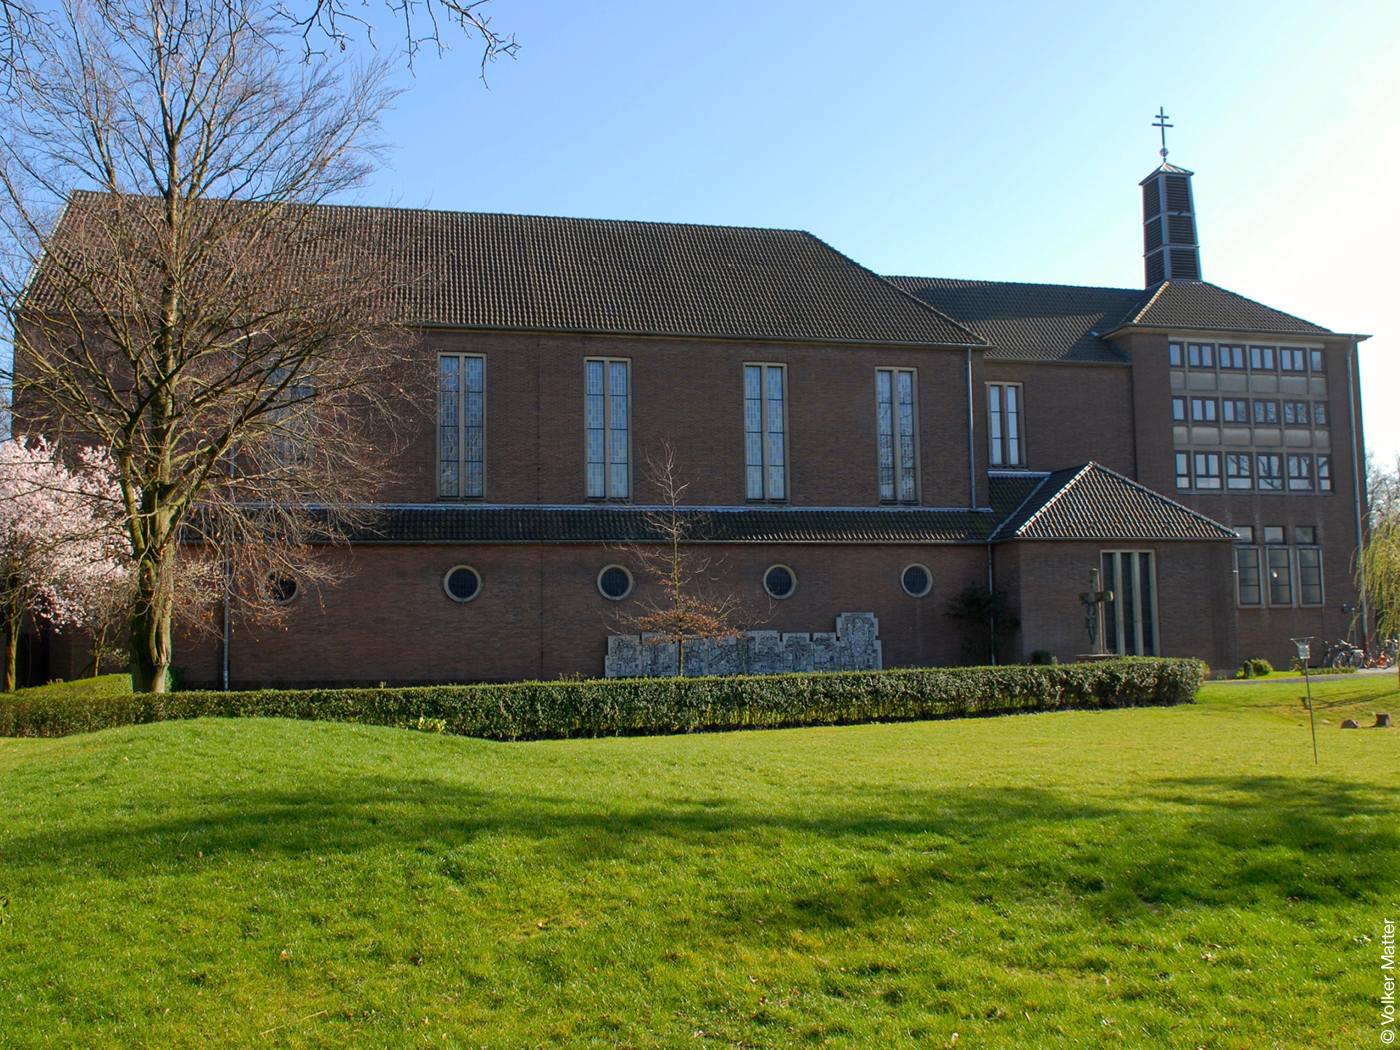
[1110,280,1332,336]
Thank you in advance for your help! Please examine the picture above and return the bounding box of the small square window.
[1280,348,1307,372]
[1220,346,1246,370]
[1264,526,1285,545]
[1283,401,1309,426]
[1222,398,1249,424]
[1191,398,1217,423]
[1296,526,1317,544]
[1234,526,1255,543]
[1250,346,1276,371]
[1253,400,1279,425]
[1188,344,1214,368]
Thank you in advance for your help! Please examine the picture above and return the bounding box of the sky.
[357,0,1400,463]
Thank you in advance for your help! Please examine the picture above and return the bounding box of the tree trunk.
[2,615,16,693]
[129,546,174,693]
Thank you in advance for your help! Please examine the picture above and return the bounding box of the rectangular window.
[1169,343,1183,367]
[1317,455,1333,492]
[1175,452,1190,490]
[1171,396,1187,422]
[1283,401,1310,426]
[1310,349,1325,373]
[438,354,485,499]
[1220,345,1246,370]
[1253,400,1279,425]
[1287,454,1313,491]
[987,383,1024,468]
[1190,397,1217,423]
[1264,526,1286,545]
[1298,547,1323,605]
[1236,546,1262,606]
[1187,343,1214,368]
[1101,550,1159,656]
[1257,454,1284,491]
[1250,346,1276,371]
[1268,545,1293,605]
[1226,453,1252,490]
[746,363,787,501]
[1194,452,1221,489]
[1312,402,1328,427]
[1235,526,1255,543]
[1222,398,1249,423]
[586,358,630,499]
[1280,348,1307,372]
[878,368,919,501]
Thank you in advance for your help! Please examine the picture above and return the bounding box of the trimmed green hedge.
[0,658,1203,741]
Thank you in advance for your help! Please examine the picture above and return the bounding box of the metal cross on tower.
[1152,107,1173,160]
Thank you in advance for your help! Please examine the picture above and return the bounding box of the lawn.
[0,674,1395,1048]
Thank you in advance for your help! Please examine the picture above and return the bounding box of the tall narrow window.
[1101,550,1159,656]
[877,368,918,502]
[1175,452,1191,490]
[1236,546,1262,606]
[586,358,630,499]
[987,383,1024,467]
[1298,547,1324,605]
[1317,456,1334,492]
[1267,546,1293,605]
[745,364,787,501]
[438,354,485,499]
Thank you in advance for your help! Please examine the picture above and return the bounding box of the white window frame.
[745,363,789,502]
[585,357,631,500]
[987,382,1025,468]
[438,353,486,499]
[877,367,920,503]
[1100,550,1160,657]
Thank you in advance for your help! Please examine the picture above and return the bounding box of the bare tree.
[1,0,420,691]
[613,445,749,676]
[0,0,515,83]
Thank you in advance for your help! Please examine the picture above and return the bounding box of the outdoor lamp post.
[1291,636,1317,765]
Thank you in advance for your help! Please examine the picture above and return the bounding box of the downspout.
[966,347,977,509]
[1347,336,1369,645]
[986,542,996,666]
[222,443,234,691]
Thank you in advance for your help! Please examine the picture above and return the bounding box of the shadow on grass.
[4,771,1395,933]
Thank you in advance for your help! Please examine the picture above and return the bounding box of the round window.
[901,563,932,598]
[763,564,796,600]
[268,574,298,605]
[443,565,481,603]
[597,564,634,601]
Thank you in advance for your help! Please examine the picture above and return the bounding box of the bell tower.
[1140,108,1201,286]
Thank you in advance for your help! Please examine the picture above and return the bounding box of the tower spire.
[1139,110,1200,286]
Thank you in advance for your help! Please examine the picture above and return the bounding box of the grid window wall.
[745,363,787,501]
[877,368,919,502]
[438,354,485,499]
[988,383,1024,468]
[1101,550,1159,657]
[586,358,630,499]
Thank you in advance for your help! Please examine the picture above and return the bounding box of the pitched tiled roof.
[1108,280,1331,336]
[324,505,1002,545]
[991,462,1236,542]
[41,192,984,348]
[883,277,1138,363]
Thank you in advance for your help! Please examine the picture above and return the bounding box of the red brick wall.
[176,541,996,687]
[982,361,1135,476]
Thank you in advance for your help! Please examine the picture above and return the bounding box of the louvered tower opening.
[1140,164,1201,286]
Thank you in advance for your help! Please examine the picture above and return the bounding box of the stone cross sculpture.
[1078,568,1115,655]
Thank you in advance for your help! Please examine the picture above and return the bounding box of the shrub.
[1028,650,1058,666]
[1236,657,1274,679]
[0,659,1205,741]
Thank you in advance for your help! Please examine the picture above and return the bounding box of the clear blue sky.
[364,1,1398,461]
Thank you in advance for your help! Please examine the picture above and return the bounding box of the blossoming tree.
[0,437,128,690]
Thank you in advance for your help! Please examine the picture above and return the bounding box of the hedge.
[0,658,1203,741]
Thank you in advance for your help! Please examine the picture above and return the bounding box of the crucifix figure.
[1079,568,1115,655]
[1153,106,1173,160]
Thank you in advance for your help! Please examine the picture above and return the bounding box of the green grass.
[0,676,1395,1048]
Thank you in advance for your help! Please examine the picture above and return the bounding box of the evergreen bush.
[0,658,1205,740]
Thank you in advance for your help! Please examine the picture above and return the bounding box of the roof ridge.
[1069,461,1236,536]
[1012,463,1094,537]
[1125,281,1171,326]
[887,275,1142,295]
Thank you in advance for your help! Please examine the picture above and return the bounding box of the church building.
[68,149,1365,686]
